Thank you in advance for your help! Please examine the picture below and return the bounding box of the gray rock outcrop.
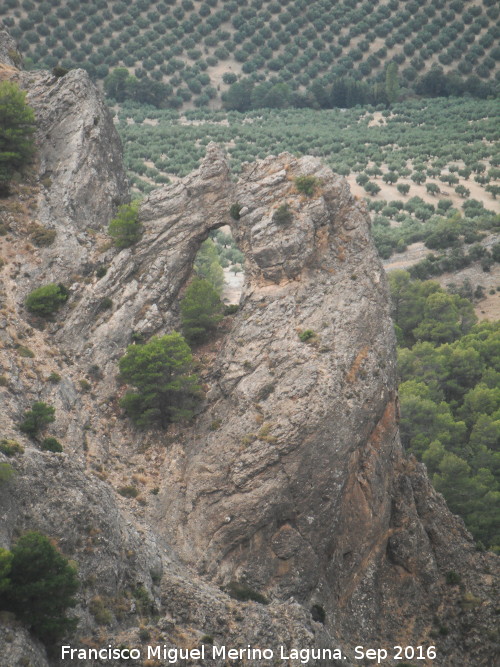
[23,68,128,235]
[2,63,128,294]
[0,29,20,68]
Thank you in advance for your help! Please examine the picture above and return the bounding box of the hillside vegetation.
[389,271,500,551]
[3,0,499,109]
[115,96,500,197]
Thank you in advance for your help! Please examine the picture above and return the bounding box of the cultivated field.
[4,0,499,108]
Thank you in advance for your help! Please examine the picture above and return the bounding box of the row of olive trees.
[6,0,499,106]
[116,98,499,205]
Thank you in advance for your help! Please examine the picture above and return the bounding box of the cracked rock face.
[57,144,234,365]
[22,68,129,235]
[154,152,399,609]
[0,29,20,68]
[1,64,130,292]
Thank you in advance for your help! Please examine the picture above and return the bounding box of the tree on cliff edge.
[0,81,36,195]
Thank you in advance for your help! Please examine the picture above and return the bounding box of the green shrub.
[88,364,102,380]
[0,463,16,484]
[180,277,223,345]
[224,304,239,315]
[229,202,242,220]
[225,581,269,605]
[52,66,69,77]
[118,485,139,498]
[89,596,113,625]
[25,283,69,317]
[0,439,23,457]
[19,402,55,437]
[0,375,7,386]
[16,345,35,358]
[47,372,61,383]
[131,331,146,344]
[97,296,113,312]
[0,532,78,646]
[446,570,462,585]
[96,265,108,278]
[460,591,482,610]
[0,81,36,195]
[28,224,57,247]
[133,584,153,616]
[150,567,162,585]
[272,203,293,225]
[299,329,316,342]
[257,383,275,401]
[119,333,202,427]
[295,175,319,196]
[40,437,63,453]
[108,201,142,248]
[79,379,91,392]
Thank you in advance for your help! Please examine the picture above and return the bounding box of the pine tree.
[180,278,223,345]
[119,333,202,427]
[108,201,142,248]
[2,532,78,645]
[25,283,69,317]
[194,239,224,295]
[0,548,13,593]
[0,81,36,194]
[19,402,55,437]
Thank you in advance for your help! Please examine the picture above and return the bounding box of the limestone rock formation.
[56,143,233,365]
[141,152,499,662]
[2,58,128,294]
[23,68,128,234]
[156,152,397,595]
[0,29,20,68]
[0,32,498,666]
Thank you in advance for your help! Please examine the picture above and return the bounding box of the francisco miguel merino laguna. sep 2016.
[61,644,347,663]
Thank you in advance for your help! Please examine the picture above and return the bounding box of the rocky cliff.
[0,34,498,667]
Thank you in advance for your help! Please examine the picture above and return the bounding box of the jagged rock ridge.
[0,35,498,666]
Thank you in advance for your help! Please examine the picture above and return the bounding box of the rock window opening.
[193,226,244,306]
